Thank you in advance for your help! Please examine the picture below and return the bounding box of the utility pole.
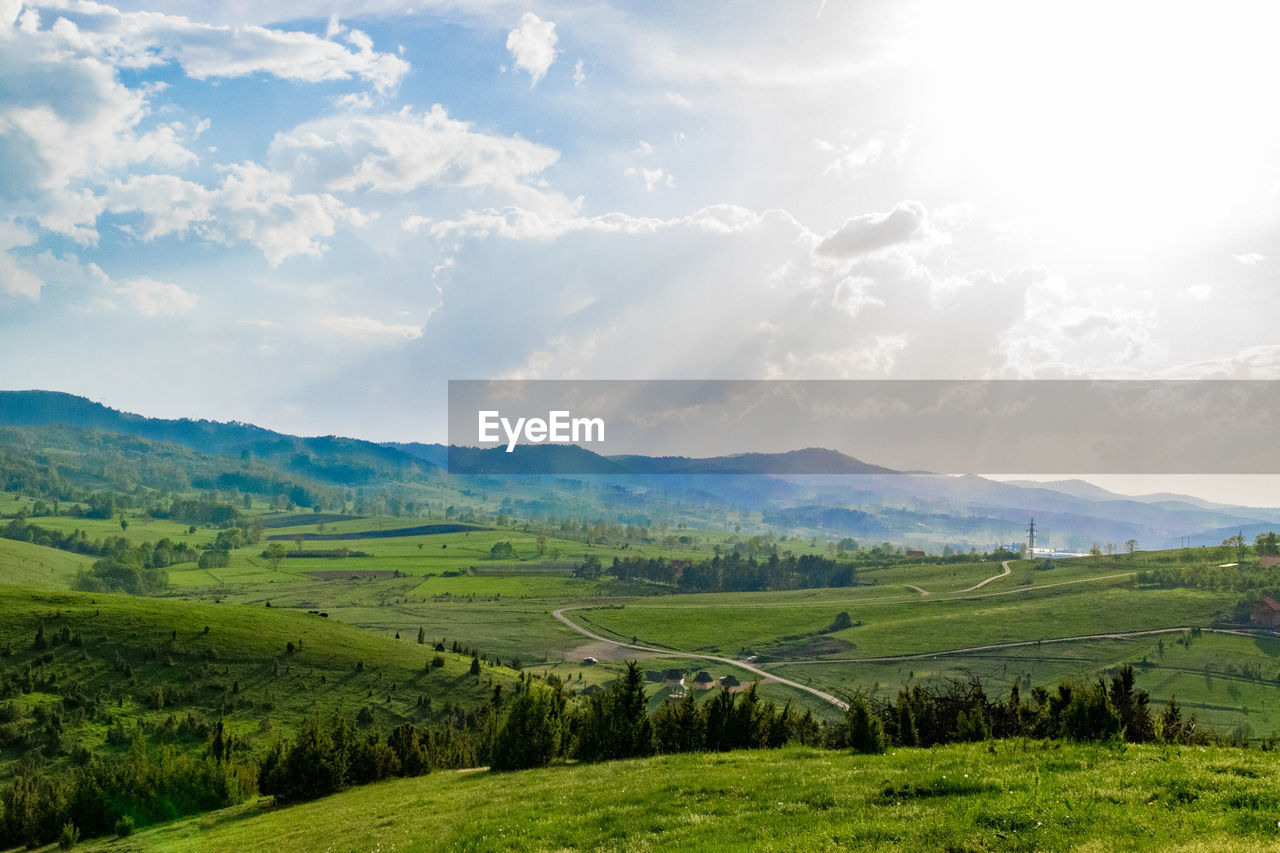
[1027,517,1037,560]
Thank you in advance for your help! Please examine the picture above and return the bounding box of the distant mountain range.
[3,389,1279,551]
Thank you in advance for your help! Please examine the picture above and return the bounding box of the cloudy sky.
[2,0,1279,444]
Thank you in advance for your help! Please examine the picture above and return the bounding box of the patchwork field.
[7,504,1269,735]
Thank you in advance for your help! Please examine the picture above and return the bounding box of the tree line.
[578,553,858,592]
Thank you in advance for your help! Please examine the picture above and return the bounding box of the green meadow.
[0,537,92,588]
[78,741,1280,852]
[576,581,1236,659]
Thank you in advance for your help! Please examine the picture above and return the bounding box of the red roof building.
[1251,596,1280,628]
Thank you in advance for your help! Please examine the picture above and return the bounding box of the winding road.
[958,559,1013,592]
[767,626,1263,666]
[552,606,850,711]
[903,559,1012,596]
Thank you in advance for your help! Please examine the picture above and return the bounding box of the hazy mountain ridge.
[3,390,1278,550]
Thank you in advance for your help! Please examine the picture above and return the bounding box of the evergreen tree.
[653,693,705,753]
[847,697,886,754]
[574,661,655,761]
[895,693,919,747]
[491,679,564,771]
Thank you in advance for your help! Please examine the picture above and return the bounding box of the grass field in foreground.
[78,741,1280,852]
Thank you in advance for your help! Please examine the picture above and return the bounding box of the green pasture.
[0,537,91,587]
[79,741,1280,852]
[576,574,1236,659]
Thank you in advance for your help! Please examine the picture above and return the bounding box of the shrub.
[58,821,79,850]
[114,816,135,838]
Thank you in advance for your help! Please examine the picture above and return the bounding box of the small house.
[581,683,603,697]
[1260,556,1280,570]
[719,674,742,691]
[1251,596,1280,628]
[905,549,926,559]
[692,671,714,689]
[663,668,685,687]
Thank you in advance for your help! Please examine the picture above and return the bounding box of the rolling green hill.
[0,538,91,588]
[78,741,1280,852]
[0,585,516,786]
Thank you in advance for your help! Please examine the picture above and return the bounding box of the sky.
[2,0,1280,465]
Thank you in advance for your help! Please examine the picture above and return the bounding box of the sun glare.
[902,1,1280,257]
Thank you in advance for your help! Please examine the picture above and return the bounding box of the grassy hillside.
[0,586,516,784]
[78,741,1280,852]
[0,538,91,588]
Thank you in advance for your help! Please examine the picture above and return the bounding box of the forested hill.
[0,391,440,486]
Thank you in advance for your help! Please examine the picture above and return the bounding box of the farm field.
[573,572,1236,659]
[79,741,1280,852]
[4,507,1270,735]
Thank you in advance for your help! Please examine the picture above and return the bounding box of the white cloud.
[1187,283,1213,302]
[414,202,773,243]
[106,164,369,265]
[213,163,368,265]
[114,275,198,316]
[0,221,41,298]
[418,197,1038,383]
[623,166,674,192]
[822,137,883,177]
[319,314,423,341]
[33,0,408,91]
[15,247,196,317]
[665,91,693,108]
[572,58,585,88]
[816,201,941,258]
[1000,272,1161,377]
[508,330,604,380]
[0,0,402,255]
[270,105,562,204]
[0,32,196,243]
[1235,252,1265,266]
[1165,345,1280,379]
[1,0,22,30]
[505,12,558,87]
